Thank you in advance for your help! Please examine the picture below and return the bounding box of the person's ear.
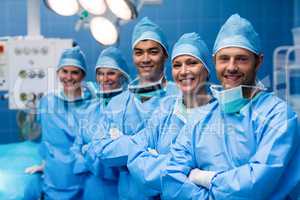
[255,54,263,72]
[163,49,168,61]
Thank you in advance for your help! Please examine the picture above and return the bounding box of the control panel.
[5,37,72,109]
[0,41,8,91]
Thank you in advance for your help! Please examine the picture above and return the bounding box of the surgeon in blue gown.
[127,32,216,199]
[161,14,300,200]
[71,47,131,200]
[26,46,93,200]
[86,17,179,200]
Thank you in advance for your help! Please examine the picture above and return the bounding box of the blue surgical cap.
[57,46,87,74]
[213,14,261,55]
[131,17,168,55]
[95,47,130,80]
[172,32,212,75]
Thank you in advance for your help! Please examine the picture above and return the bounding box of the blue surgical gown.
[161,92,300,200]
[72,97,120,200]
[39,91,93,200]
[88,82,179,200]
[127,96,217,198]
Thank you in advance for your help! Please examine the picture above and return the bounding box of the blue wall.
[0,0,294,143]
[295,0,300,26]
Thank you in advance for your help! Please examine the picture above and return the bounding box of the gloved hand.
[188,168,216,189]
[82,143,96,162]
[81,144,90,154]
[24,161,45,174]
[109,127,123,140]
[147,148,159,156]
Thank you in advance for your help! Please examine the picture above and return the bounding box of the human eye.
[217,55,229,63]
[107,71,116,76]
[172,62,181,69]
[134,49,143,56]
[150,48,160,55]
[96,71,103,76]
[72,70,81,75]
[186,59,199,66]
[236,56,249,63]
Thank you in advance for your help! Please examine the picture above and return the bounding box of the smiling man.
[133,39,166,84]
[161,14,300,200]
[215,47,259,86]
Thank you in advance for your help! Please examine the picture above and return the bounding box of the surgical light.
[105,0,137,20]
[78,0,107,15]
[45,0,79,16]
[44,0,162,45]
[90,17,118,45]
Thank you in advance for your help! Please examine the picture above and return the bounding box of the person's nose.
[179,63,190,75]
[65,72,72,81]
[102,74,109,82]
[142,53,151,63]
[226,58,238,73]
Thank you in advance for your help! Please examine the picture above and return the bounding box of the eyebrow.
[217,54,249,57]
[133,47,144,52]
[134,47,160,51]
[216,54,230,57]
[186,57,199,61]
[172,60,181,64]
[235,54,249,57]
[148,47,160,50]
[63,69,81,73]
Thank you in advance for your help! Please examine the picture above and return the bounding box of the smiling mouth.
[224,74,242,81]
[102,84,113,88]
[64,83,75,87]
[222,74,244,88]
[140,65,153,70]
[63,81,79,87]
[179,77,195,84]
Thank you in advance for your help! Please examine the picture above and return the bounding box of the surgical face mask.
[128,76,165,98]
[85,82,122,106]
[85,80,126,99]
[98,88,123,99]
[210,83,266,114]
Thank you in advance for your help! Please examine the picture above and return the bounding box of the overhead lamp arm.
[136,0,162,11]
[27,0,42,37]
